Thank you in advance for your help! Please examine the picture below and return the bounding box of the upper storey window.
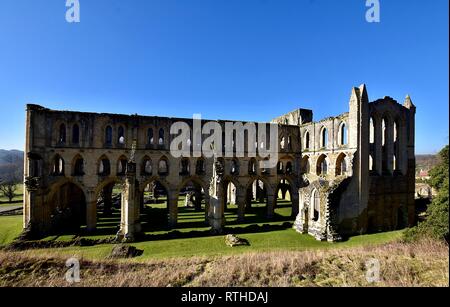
[105,126,113,146]
[369,117,375,144]
[72,124,80,145]
[118,126,125,145]
[304,131,310,150]
[158,129,165,146]
[58,124,66,144]
[320,127,328,148]
[340,123,348,146]
[148,128,154,145]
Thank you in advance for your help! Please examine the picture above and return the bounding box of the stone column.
[24,176,47,234]
[291,191,299,217]
[236,192,246,222]
[86,189,97,232]
[266,193,275,219]
[118,155,141,242]
[168,192,178,228]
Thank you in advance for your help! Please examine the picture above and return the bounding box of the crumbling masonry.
[23,84,416,241]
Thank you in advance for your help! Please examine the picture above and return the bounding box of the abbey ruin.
[22,84,416,242]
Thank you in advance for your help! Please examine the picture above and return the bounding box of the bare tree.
[0,178,17,203]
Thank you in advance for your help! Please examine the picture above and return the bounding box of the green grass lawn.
[0,215,23,246]
[0,202,402,261]
[0,183,23,205]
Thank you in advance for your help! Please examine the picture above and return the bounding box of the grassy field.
[1,237,447,287]
[0,208,404,261]
[0,215,23,246]
[2,198,446,287]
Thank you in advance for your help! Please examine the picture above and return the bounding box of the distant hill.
[0,150,24,182]
[416,154,440,175]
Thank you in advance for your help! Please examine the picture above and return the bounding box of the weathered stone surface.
[225,234,250,247]
[108,244,143,259]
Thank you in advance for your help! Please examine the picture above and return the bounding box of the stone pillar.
[24,176,47,234]
[266,193,275,219]
[118,156,141,242]
[236,193,246,222]
[168,192,178,228]
[291,191,299,217]
[86,189,97,232]
[103,185,113,216]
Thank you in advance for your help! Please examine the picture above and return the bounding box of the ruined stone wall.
[23,105,302,234]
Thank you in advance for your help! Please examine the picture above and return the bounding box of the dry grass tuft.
[0,239,447,287]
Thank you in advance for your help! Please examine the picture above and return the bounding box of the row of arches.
[50,154,297,178]
[57,123,80,145]
[45,175,297,235]
[369,114,404,175]
[302,122,348,151]
[300,153,348,177]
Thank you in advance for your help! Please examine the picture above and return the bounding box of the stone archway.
[46,179,87,233]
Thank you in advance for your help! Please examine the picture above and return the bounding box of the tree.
[0,179,17,203]
[405,145,449,242]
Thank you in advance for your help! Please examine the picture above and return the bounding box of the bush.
[404,146,449,242]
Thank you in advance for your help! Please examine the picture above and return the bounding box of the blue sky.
[0,0,448,154]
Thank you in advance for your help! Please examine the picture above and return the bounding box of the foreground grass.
[0,239,447,287]
[1,214,403,260]
[0,216,22,246]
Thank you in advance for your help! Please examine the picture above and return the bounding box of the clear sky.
[0,0,448,154]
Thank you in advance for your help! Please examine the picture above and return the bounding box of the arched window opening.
[286,161,293,174]
[72,124,80,145]
[311,189,320,222]
[59,124,66,144]
[196,158,206,175]
[280,137,286,150]
[382,118,387,147]
[335,154,347,176]
[142,158,152,175]
[249,158,257,175]
[148,128,154,145]
[73,157,84,176]
[301,156,310,174]
[180,158,190,176]
[105,126,113,146]
[118,126,125,145]
[98,157,111,176]
[231,159,239,175]
[370,117,375,144]
[321,127,328,148]
[304,131,310,150]
[52,155,65,176]
[340,123,348,145]
[277,161,284,174]
[394,121,398,143]
[369,155,374,172]
[317,155,328,176]
[158,129,165,146]
[158,158,169,175]
[117,157,127,176]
